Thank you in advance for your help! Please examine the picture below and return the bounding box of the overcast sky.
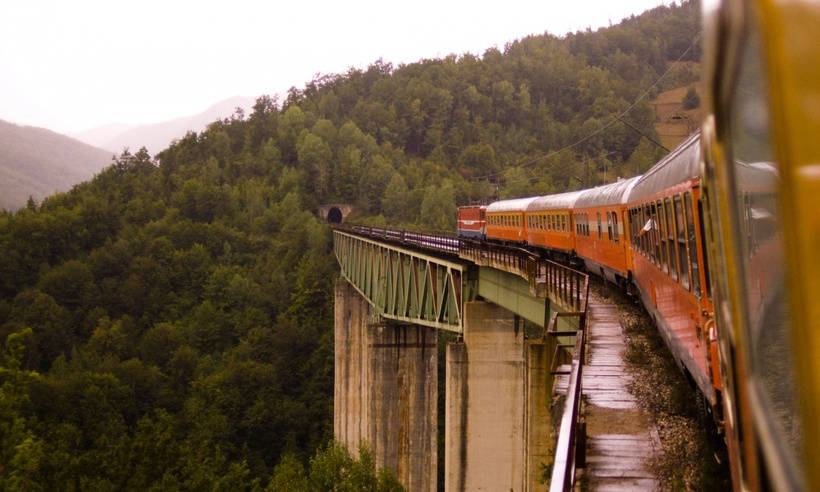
[0,0,670,134]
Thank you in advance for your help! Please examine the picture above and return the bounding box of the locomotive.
[456,0,819,488]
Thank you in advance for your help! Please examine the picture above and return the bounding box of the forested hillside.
[0,1,699,488]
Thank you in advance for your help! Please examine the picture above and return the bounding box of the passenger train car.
[525,191,583,258]
[573,176,640,287]
[624,132,720,413]
[700,0,819,489]
[485,196,538,243]
[456,0,819,486]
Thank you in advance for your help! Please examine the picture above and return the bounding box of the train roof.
[526,190,584,211]
[574,176,643,208]
[627,132,701,203]
[486,196,540,213]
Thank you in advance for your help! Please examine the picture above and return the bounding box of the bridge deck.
[556,298,660,490]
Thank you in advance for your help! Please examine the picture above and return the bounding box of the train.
[457,0,819,489]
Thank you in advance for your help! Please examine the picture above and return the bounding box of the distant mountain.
[70,122,135,149]
[78,96,256,155]
[0,119,113,210]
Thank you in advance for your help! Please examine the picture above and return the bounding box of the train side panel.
[525,209,574,252]
[574,204,630,283]
[628,180,717,403]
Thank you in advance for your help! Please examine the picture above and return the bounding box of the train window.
[665,198,678,281]
[728,20,802,478]
[674,195,690,290]
[613,212,619,243]
[697,199,712,300]
[606,212,613,241]
[684,192,701,297]
[658,200,669,274]
[562,214,567,232]
[650,202,660,265]
[597,212,602,240]
[645,205,652,255]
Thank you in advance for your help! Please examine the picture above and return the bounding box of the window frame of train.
[643,203,651,255]
[684,191,702,298]
[665,197,679,282]
[674,194,691,291]
[657,199,670,275]
[606,212,613,241]
[613,210,619,243]
[720,9,805,486]
[697,197,712,300]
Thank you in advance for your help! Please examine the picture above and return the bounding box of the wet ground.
[556,281,729,490]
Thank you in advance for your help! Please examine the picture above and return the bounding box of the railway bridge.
[332,225,590,491]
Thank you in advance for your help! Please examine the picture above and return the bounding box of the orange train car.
[485,196,539,244]
[573,176,641,287]
[625,133,719,409]
[524,191,583,256]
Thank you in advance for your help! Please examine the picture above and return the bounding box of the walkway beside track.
[556,297,660,490]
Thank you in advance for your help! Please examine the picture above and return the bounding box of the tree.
[381,173,409,221]
[297,133,333,197]
[420,180,457,231]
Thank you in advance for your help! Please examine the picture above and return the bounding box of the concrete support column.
[525,340,551,490]
[446,301,526,491]
[445,301,552,492]
[334,280,437,492]
[335,280,370,452]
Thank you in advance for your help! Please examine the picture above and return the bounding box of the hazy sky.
[0,0,670,134]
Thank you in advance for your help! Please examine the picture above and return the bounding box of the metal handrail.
[549,326,586,492]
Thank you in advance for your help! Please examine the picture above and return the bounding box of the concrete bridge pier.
[334,281,437,491]
[445,301,551,492]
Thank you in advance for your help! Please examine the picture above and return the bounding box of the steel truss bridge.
[332,223,589,490]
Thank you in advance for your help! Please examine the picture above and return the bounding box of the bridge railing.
[546,278,589,492]
[548,317,586,492]
[339,224,460,254]
[337,224,588,314]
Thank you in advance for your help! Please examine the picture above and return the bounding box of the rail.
[547,286,589,491]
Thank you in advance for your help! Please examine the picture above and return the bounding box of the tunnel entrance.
[327,207,343,223]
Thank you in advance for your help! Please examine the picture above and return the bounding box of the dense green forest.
[0,2,699,489]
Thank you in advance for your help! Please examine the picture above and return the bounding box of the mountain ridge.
[74,96,256,155]
[0,119,113,210]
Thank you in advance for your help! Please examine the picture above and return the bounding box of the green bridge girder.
[333,228,587,334]
[333,230,476,332]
